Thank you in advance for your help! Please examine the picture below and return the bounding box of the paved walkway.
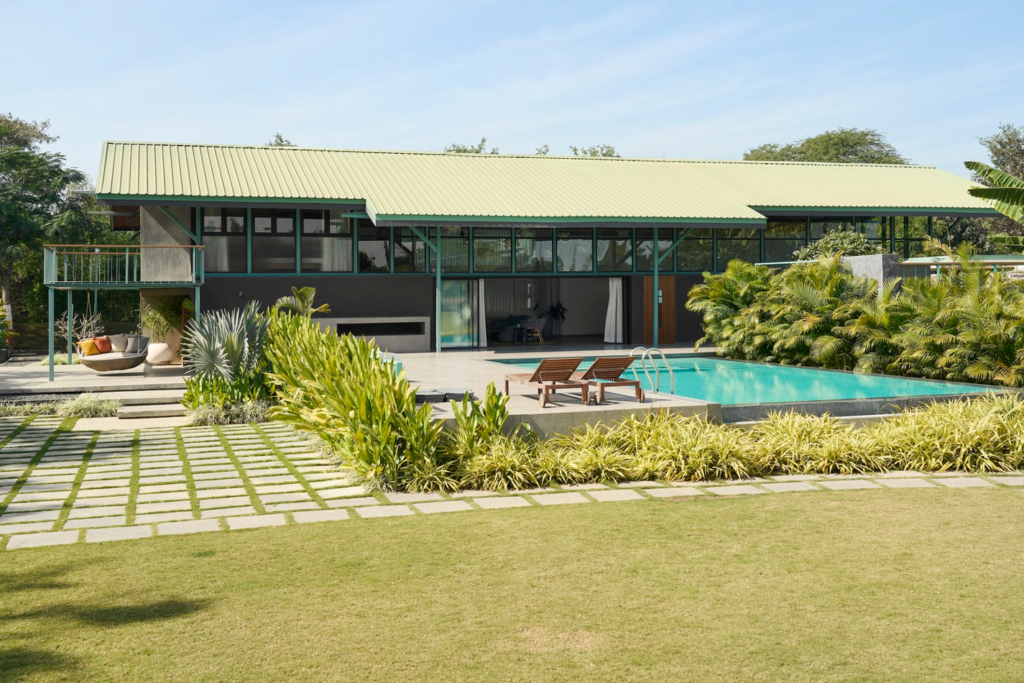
[2,416,1023,552]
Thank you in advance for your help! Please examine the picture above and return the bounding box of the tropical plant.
[965,161,1024,223]
[689,243,1024,387]
[272,286,331,317]
[546,302,568,324]
[181,303,271,408]
[686,259,775,358]
[793,230,883,260]
[141,301,181,343]
[264,312,443,491]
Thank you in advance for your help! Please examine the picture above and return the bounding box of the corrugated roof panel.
[94,142,995,221]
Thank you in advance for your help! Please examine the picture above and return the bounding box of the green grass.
[3,489,1024,681]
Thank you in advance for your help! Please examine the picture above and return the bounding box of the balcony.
[43,244,204,289]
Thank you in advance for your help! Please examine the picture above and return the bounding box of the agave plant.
[272,286,331,317]
[181,303,271,405]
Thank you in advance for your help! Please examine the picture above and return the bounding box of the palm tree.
[965,161,1024,222]
[273,287,331,317]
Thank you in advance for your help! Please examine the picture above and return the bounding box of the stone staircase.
[108,389,187,419]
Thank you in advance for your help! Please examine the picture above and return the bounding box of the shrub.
[185,400,274,426]
[264,312,443,491]
[56,394,120,418]
[0,394,120,418]
[793,230,883,261]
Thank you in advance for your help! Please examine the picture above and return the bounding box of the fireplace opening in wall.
[336,321,425,336]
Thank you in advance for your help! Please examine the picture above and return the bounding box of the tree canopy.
[0,115,88,326]
[445,137,499,154]
[743,127,908,165]
[569,144,620,158]
[266,133,295,147]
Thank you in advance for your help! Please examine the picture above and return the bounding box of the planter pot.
[146,342,175,365]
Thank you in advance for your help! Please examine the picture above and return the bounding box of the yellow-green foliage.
[259,308,1024,492]
[264,312,443,492]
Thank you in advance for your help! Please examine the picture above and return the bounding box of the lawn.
[3,488,1024,681]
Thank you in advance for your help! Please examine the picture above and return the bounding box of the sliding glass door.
[440,279,477,348]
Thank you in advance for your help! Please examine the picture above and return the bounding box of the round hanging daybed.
[77,337,150,372]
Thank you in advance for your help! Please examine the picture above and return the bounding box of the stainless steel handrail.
[629,346,676,394]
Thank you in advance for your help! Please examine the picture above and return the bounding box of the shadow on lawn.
[0,647,77,682]
[2,595,212,679]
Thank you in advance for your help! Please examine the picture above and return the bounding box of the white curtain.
[477,279,488,348]
[604,278,624,343]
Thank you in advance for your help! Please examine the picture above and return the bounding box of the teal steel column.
[48,287,54,382]
[66,290,73,364]
[295,209,301,273]
[652,226,659,347]
[246,208,252,273]
[194,285,201,323]
[435,228,442,353]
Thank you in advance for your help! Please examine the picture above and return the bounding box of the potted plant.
[542,302,568,339]
[142,301,182,364]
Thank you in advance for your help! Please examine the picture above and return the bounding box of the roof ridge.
[98,141,933,169]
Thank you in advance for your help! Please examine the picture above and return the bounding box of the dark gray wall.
[201,275,437,348]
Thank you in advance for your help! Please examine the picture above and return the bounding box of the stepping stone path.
[1,415,1023,553]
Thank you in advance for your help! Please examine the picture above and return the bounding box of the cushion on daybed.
[93,336,112,353]
[108,334,128,352]
[78,339,100,356]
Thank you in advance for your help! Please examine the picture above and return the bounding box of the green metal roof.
[95,142,999,225]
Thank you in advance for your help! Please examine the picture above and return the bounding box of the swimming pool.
[494,355,996,406]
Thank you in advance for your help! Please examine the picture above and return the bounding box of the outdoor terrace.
[43,244,204,289]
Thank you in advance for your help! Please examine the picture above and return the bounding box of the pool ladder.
[630,347,675,394]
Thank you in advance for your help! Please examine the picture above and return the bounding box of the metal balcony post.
[67,290,73,364]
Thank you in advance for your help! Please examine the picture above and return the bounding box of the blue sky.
[4,0,1023,181]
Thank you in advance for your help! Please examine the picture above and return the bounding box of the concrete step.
[101,389,185,406]
[117,403,187,419]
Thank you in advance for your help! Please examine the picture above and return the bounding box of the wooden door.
[643,276,676,346]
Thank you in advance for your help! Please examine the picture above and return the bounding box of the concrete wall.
[139,207,192,282]
[842,254,902,292]
[200,275,437,348]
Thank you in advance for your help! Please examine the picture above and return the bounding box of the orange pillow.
[78,339,100,356]
[93,336,112,353]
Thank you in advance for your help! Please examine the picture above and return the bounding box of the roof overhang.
[753,206,1002,218]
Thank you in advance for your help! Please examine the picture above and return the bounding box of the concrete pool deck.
[401,346,718,437]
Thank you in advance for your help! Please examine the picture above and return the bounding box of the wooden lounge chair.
[573,356,644,404]
[503,357,589,408]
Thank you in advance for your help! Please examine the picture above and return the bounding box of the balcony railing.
[43,244,204,287]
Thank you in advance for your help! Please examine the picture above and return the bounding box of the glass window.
[427,226,470,273]
[301,210,353,273]
[515,228,553,272]
[473,228,512,273]
[596,228,633,272]
[394,228,426,273]
[716,228,761,267]
[810,217,853,240]
[556,228,594,272]
[252,209,295,273]
[764,220,806,263]
[358,221,391,273]
[635,228,676,271]
[675,228,714,272]
[201,207,246,273]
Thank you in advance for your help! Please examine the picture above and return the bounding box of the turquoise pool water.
[494,356,995,405]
